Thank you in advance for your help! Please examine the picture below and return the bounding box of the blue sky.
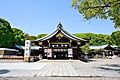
[0,0,116,36]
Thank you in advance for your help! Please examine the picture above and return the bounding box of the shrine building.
[32,23,87,59]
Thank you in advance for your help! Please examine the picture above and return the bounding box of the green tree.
[37,34,47,39]
[72,0,120,28]
[12,28,25,45]
[111,30,120,46]
[80,43,91,54]
[28,36,36,40]
[92,34,112,45]
[0,18,15,48]
[24,33,30,40]
[24,33,36,40]
[74,33,97,41]
[74,33,112,46]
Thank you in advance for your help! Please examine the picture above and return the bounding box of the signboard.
[52,49,67,52]
[24,40,31,57]
[68,49,73,57]
[44,49,52,57]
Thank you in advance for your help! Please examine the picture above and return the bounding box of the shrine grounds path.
[0,57,120,80]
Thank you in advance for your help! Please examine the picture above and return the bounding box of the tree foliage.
[12,28,37,45]
[27,36,36,40]
[74,33,112,46]
[12,28,25,45]
[80,43,91,54]
[0,18,15,48]
[24,33,36,40]
[37,34,47,39]
[72,0,120,28]
[111,30,120,46]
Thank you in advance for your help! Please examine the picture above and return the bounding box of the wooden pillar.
[47,40,50,47]
[69,40,72,47]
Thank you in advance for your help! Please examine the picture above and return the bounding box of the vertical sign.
[68,49,73,58]
[24,40,31,62]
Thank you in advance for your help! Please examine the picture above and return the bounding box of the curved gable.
[32,23,87,42]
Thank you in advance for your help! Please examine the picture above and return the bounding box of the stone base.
[24,57,30,62]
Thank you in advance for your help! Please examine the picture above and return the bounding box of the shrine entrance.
[52,48,68,59]
[53,52,68,59]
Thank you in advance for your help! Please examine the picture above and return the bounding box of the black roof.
[32,23,87,42]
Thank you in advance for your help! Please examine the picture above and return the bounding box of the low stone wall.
[0,56,23,60]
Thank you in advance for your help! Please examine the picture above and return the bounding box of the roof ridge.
[32,23,87,42]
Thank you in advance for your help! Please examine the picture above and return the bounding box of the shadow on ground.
[103,64,120,67]
[97,64,120,73]
[88,59,96,62]
[0,69,9,74]
[80,59,96,63]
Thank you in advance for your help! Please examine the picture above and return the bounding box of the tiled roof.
[33,23,87,42]
[0,48,18,51]
[89,44,117,49]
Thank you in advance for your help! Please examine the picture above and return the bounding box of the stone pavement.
[0,62,48,77]
[0,58,120,78]
[37,58,120,77]
[0,77,119,80]
[35,62,78,77]
[72,60,120,77]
